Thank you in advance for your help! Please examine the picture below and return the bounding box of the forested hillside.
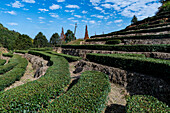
[0,23,33,50]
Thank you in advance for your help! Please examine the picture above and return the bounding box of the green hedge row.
[0,51,71,112]
[15,50,28,54]
[0,59,6,66]
[87,34,170,42]
[126,23,170,31]
[30,47,53,51]
[0,55,21,74]
[126,95,169,112]
[86,53,170,84]
[47,51,82,62]
[106,39,121,45]
[43,71,110,112]
[91,14,170,38]
[0,55,28,91]
[118,26,170,35]
[57,44,170,53]
[2,53,13,57]
[115,53,146,58]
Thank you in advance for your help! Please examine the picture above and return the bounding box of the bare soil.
[4,61,37,91]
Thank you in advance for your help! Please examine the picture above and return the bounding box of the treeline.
[0,23,75,50]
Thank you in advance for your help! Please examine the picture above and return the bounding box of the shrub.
[43,71,110,112]
[30,47,53,51]
[0,51,70,112]
[126,95,169,112]
[47,51,82,62]
[15,50,28,54]
[106,39,121,45]
[2,53,13,57]
[0,59,6,66]
[86,53,170,84]
[57,44,170,53]
[0,55,27,91]
[87,34,170,42]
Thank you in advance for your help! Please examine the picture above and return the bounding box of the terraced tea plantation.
[0,1,170,112]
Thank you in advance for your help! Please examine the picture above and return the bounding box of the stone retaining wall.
[123,38,170,45]
[75,60,170,105]
[59,48,170,60]
[83,38,170,45]
[15,53,48,78]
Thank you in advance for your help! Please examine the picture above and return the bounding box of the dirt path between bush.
[1,56,10,65]
[4,61,37,91]
[69,61,128,113]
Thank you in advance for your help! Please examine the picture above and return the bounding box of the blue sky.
[0,0,161,40]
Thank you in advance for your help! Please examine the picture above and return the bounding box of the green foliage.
[87,34,170,42]
[0,55,21,74]
[33,32,48,48]
[47,51,82,62]
[126,23,170,31]
[15,50,28,54]
[106,39,121,45]
[49,33,61,46]
[0,23,20,50]
[0,51,70,112]
[0,55,27,91]
[126,95,169,112]
[0,59,6,66]
[58,44,170,53]
[86,53,170,84]
[131,15,138,24]
[30,47,53,51]
[43,71,110,112]
[15,34,33,50]
[65,30,75,43]
[2,53,13,57]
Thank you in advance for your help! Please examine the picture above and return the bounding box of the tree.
[33,32,48,48]
[49,33,61,46]
[159,0,167,3]
[15,34,33,50]
[65,30,75,43]
[131,15,138,24]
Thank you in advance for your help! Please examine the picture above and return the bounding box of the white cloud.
[91,15,104,19]
[104,0,161,20]
[107,21,113,25]
[8,23,18,26]
[38,8,49,12]
[82,20,88,23]
[94,7,103,11]
[23,8,29,10]
[74,15,82,18]
[22,0,35,3]
[65,10,75,12]
[49,4,61,10]
[27,18,32,20]
[11,1,24,8]
[49,13,59,18]
[82,10,88,14]
[49,21,54,23]
[66,5,80,9]
[5,11,16,15]
[6,4,11,6]
[101,4,120,11]
[90,0,101,5]
[72,20,79,23]
[114,19,123,23]
[40,22,45,24]
[39,17,45,19]
[68,17,74,20]
[89,20,95,24]
[57,0,65,2]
